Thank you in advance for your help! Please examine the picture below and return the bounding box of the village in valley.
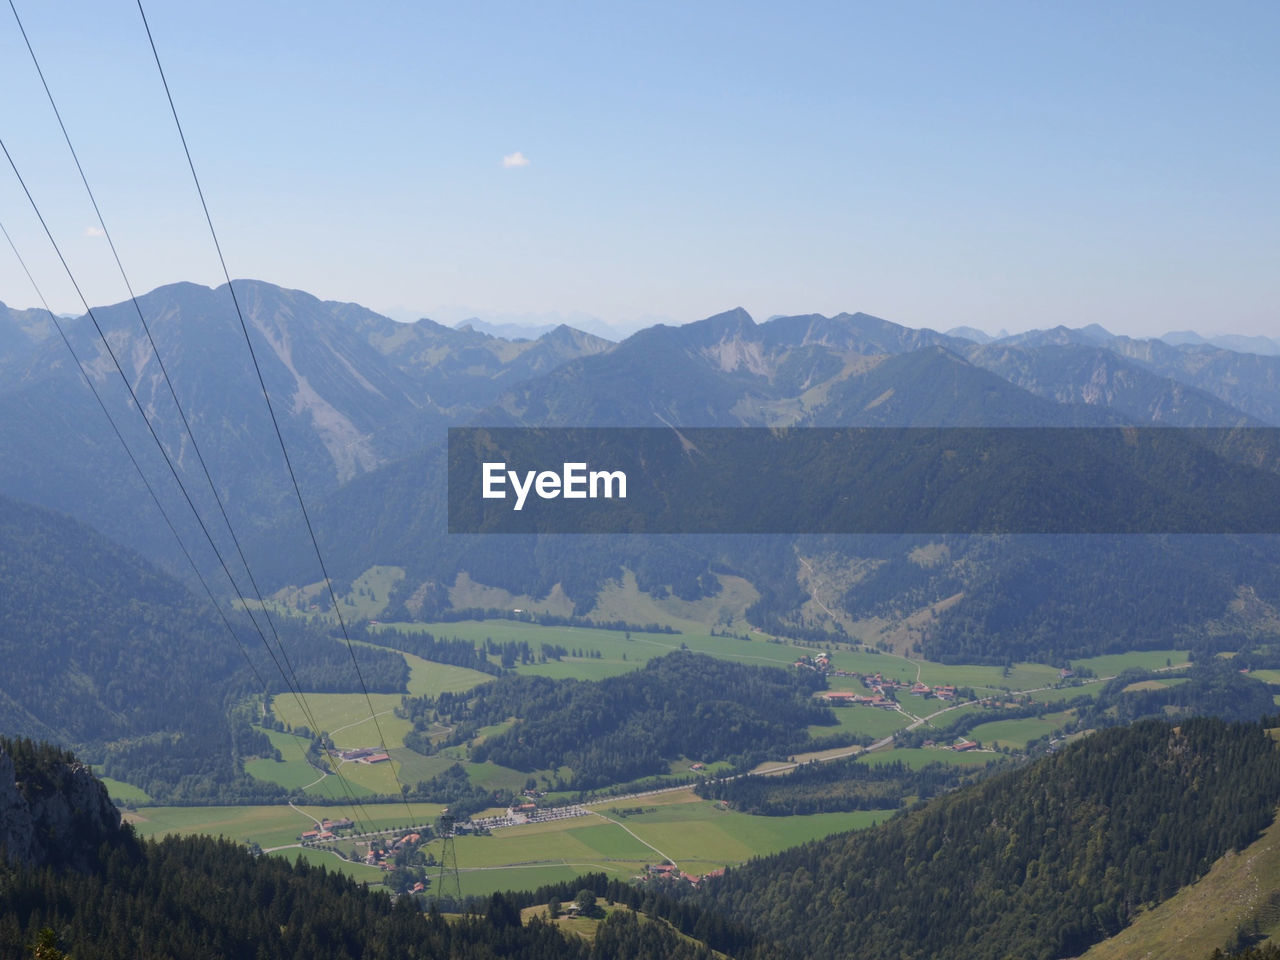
[791,650,1041,753]
[794,651,955,706]
[255,633,1114,903]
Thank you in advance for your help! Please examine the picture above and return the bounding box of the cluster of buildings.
[362,831,423,868]
[793,652,833,671]
[809,664,961,709]
[338,747,390,764]
[298,817,354,842]
[860,672,955,701]
[643,863,726,887]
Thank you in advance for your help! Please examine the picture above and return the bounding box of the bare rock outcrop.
[0,739,122,871]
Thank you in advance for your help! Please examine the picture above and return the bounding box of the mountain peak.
[697,307,756,334]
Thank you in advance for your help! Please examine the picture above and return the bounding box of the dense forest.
[0,833,749,960]
[405,651,835,789]
[695,717,1280,960]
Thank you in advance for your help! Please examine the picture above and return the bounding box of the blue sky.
[0,1,1276,338]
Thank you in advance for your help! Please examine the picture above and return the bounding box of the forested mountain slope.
[0,493,405,799]
[696,718,1280,960]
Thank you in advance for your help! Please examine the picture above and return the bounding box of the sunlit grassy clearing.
[334,565,406,621]
[95,776,151,804]
[589,569,762,633]
[806,704,910,741]
[967,714,1070,749]
[271,692,411,749]
[1072,649,1188,675]
[402,651,493,697]
[381,619,818,676]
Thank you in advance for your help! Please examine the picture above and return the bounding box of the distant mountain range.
[946,322,1280,356]
[4,280,1280,667]
[1160,329,1280,355]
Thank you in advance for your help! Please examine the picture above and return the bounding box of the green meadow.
[860,748,998,770]
[1071,649,1189,675]
[968,712,1074,750]
[808,704,911,741]
[96,776,152,804]
[271,692,410,750]
[244,727,354,795]
[380,619,818,680]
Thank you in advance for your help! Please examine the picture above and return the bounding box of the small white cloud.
[502,151,530,168]
[83,226,105,238]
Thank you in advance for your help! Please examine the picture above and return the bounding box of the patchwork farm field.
[122,607,1213,902]
[243,727,373,798]
[125,786,894,898]
[247,624,1190,802]
[443,789,893,898]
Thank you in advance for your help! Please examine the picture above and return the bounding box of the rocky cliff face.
[0,739,122,871]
